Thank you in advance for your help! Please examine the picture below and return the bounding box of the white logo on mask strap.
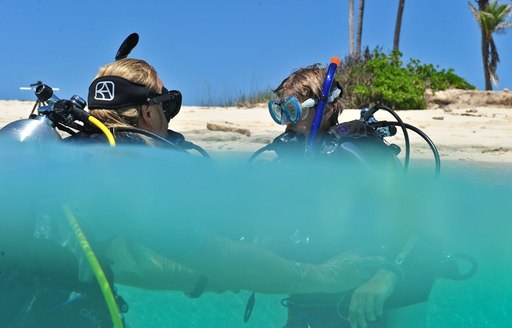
[94,81,115,101]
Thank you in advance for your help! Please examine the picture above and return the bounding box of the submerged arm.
[170,229,382,295]
[106,233,383,295]
[105,237,227,294]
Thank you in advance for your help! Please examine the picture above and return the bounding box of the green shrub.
[337,49,475,110]
[406,59,475,91]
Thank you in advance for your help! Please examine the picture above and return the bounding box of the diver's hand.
[298,252,385,294]
[348,269,398,328]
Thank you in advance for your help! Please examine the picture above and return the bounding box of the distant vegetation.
[224,89,273,107]
[336,48,475,110]
[219,48,475,110]
[197,80,273,107]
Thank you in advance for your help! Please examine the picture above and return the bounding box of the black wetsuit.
[0,127,205,327]
[0,214,127,328]
[65,128,209,158]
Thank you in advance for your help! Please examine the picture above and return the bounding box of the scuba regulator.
[0,82,115,146]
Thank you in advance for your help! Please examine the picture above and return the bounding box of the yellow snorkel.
[62,205,124,328]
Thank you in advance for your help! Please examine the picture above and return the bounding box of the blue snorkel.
[305,57,340,153]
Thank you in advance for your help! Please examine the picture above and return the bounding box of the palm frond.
[495,21,512,33]
[468,2,481,23]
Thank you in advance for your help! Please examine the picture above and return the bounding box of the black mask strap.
[88,76,150,110]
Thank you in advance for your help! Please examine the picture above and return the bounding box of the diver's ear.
[139,105,153,127]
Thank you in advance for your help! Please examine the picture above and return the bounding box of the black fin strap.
[187,275,208,299]
[243,292,256,323]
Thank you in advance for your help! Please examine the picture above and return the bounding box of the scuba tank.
[0,83,65,142]
[0,82,89,143]
[0,116,61,143]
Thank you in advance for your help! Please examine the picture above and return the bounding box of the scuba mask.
[148,86,182,122]
[268,85,342,125]
[268,97,315,125]
[88,76,182,122]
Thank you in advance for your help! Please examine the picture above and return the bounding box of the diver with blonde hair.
[70,58,208,157]
[89,58,165,135]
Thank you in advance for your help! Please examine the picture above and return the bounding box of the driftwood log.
[206,121,251,137]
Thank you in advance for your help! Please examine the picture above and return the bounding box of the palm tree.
[393,0,406,52]
[469,0,512,90]
[356,0,365,57]
[349,0,355,56]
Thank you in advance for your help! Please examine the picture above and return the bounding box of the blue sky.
[1,0,511,105]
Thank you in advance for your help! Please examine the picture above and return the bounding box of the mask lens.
[161,87,182,122]
[282,97,301,124]
[269,101,285,124]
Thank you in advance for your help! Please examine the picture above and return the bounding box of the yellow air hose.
[87,116,116,147]
[62,205,124,328]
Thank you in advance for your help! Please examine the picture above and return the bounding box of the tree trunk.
[482,32,492,90]
[393,0,406,52]
[356,0,365,57]
[477,0,492,90]
[349,0,355,56]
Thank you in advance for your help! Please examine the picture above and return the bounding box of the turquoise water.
[1,140,511,327]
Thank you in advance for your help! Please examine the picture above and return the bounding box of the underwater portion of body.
[1,138,493,326]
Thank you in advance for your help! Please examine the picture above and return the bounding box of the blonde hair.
[274,64,343,126]
[88,58,159,129]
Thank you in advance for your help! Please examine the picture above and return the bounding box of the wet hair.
[273,64,343,127]
[89,58,159,129]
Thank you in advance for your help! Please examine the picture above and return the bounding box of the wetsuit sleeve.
[169,228,384,295]
[104,237,229,294]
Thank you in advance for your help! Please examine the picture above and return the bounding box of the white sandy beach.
[1,93,511,164]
